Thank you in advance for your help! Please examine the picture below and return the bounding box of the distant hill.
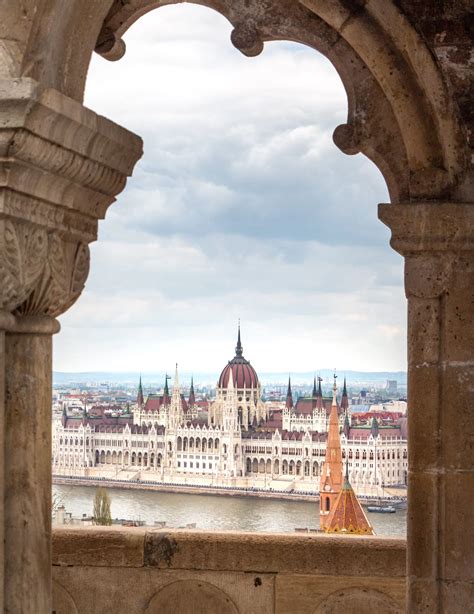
[53,369,407,386]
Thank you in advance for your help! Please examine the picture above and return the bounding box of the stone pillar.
[379,202,474,613]
[3,316,59,612]
[0,78,142,611]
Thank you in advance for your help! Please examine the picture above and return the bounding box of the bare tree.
[93,488,112,526]
[52,492,64,518]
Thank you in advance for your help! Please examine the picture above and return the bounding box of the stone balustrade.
[52,528,406,613]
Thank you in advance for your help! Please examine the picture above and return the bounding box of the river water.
[54,484,406,536]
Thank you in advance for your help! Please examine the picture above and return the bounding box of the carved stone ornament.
[0,78,143,323]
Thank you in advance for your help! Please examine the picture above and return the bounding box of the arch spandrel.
[0,0,467,202]
[95,0,467,201]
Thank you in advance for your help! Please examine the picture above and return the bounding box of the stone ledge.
[53,528,406,576]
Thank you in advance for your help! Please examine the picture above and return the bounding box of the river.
[54,484,406,536]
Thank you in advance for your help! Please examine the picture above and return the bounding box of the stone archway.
[0,2,472,613]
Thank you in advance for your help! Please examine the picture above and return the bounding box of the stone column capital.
[0,78,143,319]
[378,202,474,255]
[380,202,474,299]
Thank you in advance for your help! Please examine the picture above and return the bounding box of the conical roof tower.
[137,375,144,407]
[325,462,374,535]
[319,375,343,529]
[286,376,294,410]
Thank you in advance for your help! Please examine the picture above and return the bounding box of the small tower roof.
[188,376,196,406]
[163,373,170,404]
[343,413,351,438]
[371,415,379,437]
[341,376,349,412]
[315,376,323,410]
[286,376,294,409]
[137,375,144,407]
[324,469,374,535]
[235,321,243,357]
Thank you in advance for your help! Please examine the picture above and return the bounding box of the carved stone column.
[379,202,474,613]
[0,78,142,612]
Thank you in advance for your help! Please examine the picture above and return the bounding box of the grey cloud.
[56,5,405,372]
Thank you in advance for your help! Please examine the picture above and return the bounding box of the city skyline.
[55,4,406,373]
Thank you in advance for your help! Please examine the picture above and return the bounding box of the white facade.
[53,383,407,493]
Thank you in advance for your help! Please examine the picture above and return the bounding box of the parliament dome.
[218,327,259,389]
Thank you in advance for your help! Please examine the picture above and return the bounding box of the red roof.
[294,398,335,416]
[144,394,188,413]
[218,360,259,389]
[325,475,374,535]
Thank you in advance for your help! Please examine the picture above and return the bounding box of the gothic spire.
[286,376,294,409]
[312,376,317,398]
[163,373,170,404]
[371,415,379,438]
[341,376,349,414]
[235,320,243,357]
[316,376,323,410]
[137,375,144,407]
[343,413,351,438]
[188,376,195,406]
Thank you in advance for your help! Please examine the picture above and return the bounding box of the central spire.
[235,320,243,357]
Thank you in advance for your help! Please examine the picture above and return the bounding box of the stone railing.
[52,528,406,613]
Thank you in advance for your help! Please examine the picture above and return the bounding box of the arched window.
[325,498,330,512]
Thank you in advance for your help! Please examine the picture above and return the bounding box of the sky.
[55,4,407,374]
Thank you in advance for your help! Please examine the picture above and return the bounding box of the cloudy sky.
[55,5,406,374]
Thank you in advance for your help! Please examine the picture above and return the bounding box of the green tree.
[93,488,112,526]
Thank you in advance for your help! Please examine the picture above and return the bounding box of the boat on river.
[367,505,396,513]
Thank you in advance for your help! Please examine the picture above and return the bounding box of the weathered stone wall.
[0,1,472,612]
[52,528,406,614]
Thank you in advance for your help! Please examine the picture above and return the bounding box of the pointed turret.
[319,374,344,530]
[235,320,243,357]
[343,413,351,438]
[61,404,67,427]
[169,363,183,427]
[163,373,170,405]
[172,363,180,401]
[316,376,323,410]
[341,376,349,415]
[371,416,379,438]
[137,375,144,407]
[188,376,195,406]
[324,460,374,535]
[312,376,317,398]
[286,376,294,410]
[228,366,234,390]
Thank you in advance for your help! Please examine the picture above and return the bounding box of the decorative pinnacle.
[332,372,338,406]
[235,320,243,357]
[312,376,317,397]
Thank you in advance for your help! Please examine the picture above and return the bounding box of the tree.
[52,492,63,517]
[93,488,112,526]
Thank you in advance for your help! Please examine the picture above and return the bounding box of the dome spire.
[235,319,243,357]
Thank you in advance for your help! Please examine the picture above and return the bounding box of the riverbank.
[53,475,319,502]
[53,474,407,506]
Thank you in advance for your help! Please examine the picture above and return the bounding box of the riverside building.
[53,328,408,496]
